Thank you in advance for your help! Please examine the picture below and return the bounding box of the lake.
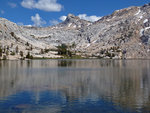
[0,59,150,113]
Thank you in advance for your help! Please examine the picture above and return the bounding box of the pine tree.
[20,51,23,58]
[0,46,2,57]
[26,52,33,59]
[16,46,19,53]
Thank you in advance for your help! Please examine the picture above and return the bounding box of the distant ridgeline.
[0,3,150,60]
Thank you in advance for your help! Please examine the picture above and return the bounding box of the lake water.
[0,59,150,113]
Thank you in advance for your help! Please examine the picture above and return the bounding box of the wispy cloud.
[21,0,63,12]
[49,20,59,25]
[8,2,17,8]
[0,10,5,14]
[31,13,46,27]
[17,22,33,27]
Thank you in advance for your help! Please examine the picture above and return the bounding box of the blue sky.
[0,0,149,26]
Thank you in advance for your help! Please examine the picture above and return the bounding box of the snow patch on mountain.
[135,9,141,16]
[143,19,148,23]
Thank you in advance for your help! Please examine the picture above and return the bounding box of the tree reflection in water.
[0,59,149,113]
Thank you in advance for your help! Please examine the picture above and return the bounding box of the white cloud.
[8,2,17,8]
[25,25,33,27]
[49,20,59,25]
[21,0,62,12]
[17,22,33,27]
[59,16,67,21]
[78,14,101,22]
[0,10,4,14]
[31,13,46,27]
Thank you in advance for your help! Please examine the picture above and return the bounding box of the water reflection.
[0,60,150,113]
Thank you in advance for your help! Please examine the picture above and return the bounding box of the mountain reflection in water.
[0,59,150,113]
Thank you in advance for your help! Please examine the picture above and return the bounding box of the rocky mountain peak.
[58,14,91,29]
[65,14,80,21]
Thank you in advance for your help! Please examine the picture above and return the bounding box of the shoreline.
[1,57,150,61]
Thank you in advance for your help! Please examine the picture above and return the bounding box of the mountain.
[58,14,92,28]
[0,3,150,59]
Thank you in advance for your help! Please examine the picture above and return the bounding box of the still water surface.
[0,59,150,113]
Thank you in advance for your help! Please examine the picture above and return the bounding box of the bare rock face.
[0,3,150,59]
[57,14,92,29]
[76,5,150,59]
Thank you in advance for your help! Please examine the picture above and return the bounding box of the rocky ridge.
[0,3,150,59]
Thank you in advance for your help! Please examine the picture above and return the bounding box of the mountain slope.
[0,4,150,59]
[76,5,150,59]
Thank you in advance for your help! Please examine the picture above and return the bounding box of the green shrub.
[57,44,73,58]
[16,46,19,53]
[25,42,29,46]
[44,48,50,53]
[0,47,2,57]
[10,32,15,37]
[40,49,44,54]
[26,52,33,59]
[3,55,7,60]
[10,52,15,56]
[20,51,24,57]
[57,44,68,55]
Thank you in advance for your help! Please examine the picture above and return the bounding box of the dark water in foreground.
[0,59,150,113]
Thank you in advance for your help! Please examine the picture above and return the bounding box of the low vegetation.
[26,52,33,59]
[57,44,73,58]
[99,46,124,59]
